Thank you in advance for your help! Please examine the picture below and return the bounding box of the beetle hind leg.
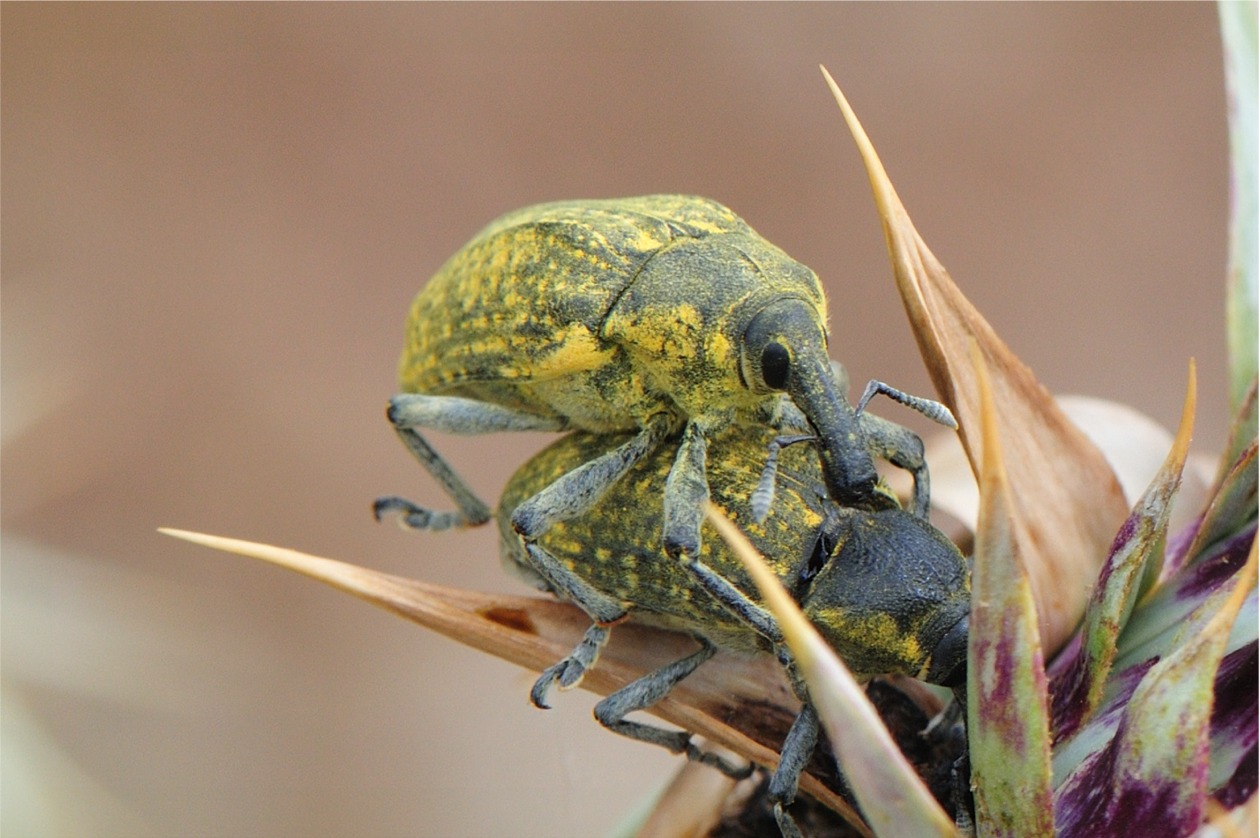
[593,637,753,780]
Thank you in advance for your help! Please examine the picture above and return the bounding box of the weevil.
[375,195,954,560]
[496,423,970,836]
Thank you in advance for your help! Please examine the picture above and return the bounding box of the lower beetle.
[497,422,970,835]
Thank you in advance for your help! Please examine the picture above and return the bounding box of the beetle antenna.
[855,379,958,429]
[752,434,816,523]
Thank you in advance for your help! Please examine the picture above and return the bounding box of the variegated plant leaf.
[1052,540,1257,837]
[706,508,958,838]
[1178,437,1260,577]
[1050,363,1198,742]
[821,66,1129,657]
[1050,453,1257,805]
[965,343,1054,838]
[1216,379,1258,501]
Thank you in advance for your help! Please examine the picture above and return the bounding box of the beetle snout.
[786,354,882,508]
[924,612,969,688]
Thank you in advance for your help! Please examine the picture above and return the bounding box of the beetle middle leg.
[768,701,821,838]
[530,623,618,708]
[375,393,565,531]
[662,422,710,559]
[593,636,753,780]
[510,413,673,539]
[520,536,628,706]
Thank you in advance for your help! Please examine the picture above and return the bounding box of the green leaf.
[1053,540,1256,836]
[1221,0,1259,418]
[966,344,1054,838]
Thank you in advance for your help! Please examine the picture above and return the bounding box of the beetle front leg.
[662,422,709,559]
[855,412,932,518]
[855,380,957,430]
[684,559,783,644]
[852,378,957,517]
[376,393,565,531]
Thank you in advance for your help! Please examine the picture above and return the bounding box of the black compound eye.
[761,342,790,390]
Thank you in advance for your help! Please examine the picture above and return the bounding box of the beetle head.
[741,298,883,509]
[800,508,971,685]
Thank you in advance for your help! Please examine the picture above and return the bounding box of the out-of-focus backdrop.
[3,5,1230,837]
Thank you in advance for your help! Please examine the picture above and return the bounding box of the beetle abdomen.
[397,196,752,425]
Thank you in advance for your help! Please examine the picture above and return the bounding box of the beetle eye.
[761,342,790,390]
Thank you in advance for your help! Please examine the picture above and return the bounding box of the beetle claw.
[372,495,464,532]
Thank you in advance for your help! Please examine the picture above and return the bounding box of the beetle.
[374,195,954,559]
[496,422,971,835]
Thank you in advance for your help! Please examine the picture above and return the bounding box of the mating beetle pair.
[375,195,968,833]
[374,195,954,558]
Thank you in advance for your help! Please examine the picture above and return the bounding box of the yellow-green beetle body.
[400,196,821,435]
[499,424,970,683]
[496,423,970,834]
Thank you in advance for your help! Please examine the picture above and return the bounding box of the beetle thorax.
[602,234,825,420]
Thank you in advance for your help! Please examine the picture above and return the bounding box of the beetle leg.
[684,559,783,644]
[593,637,753,780]
[520,543,628,625]
[855,411,932,518]
[768,702,820,838]
[518,538,627,708]
[530,623,616,709]
[510,414,672,539]
[377,394,565,531]
[388,392,567,434]
[662,422,709,559]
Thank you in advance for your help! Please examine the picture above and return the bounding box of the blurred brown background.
[3,4,1230,837]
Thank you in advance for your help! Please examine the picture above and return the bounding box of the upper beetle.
[375,195,951,557]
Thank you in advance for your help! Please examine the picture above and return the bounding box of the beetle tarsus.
[530,624,612,708]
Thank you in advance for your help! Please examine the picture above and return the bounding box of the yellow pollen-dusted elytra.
[397,194,830,431]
